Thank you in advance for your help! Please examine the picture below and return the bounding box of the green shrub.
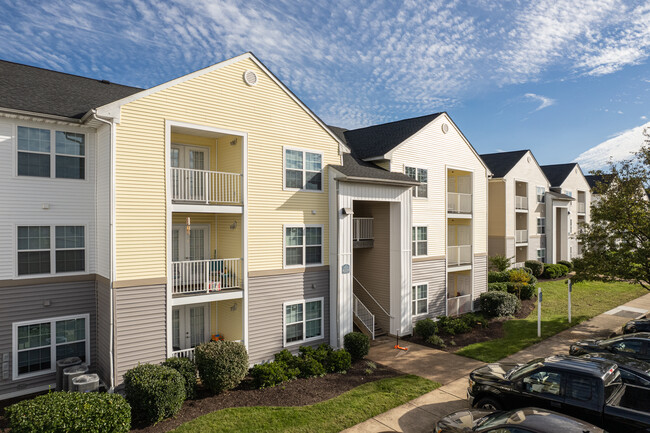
[519,284,536,300]
[195,340,249,394]
[542,263,569,279]
[274,349,298,367]
[528,275,538,286]
[488,254,512,272]
[310,343,333,366]
[414,318,438,339]
[522,266,533,275]
[488,282,508,292]
[557,264,569,276]
[162,356,197,399]
[326,349,352,373]
[6,391,131,433]
[124,363,185,425]
[427,334,446,348]
[251,361,298,388]
[525,260,544,277]
[436,315,472,335]
[344,332,369,362]
[558,260,573,271]
[295,355,326,378]
[488,270,510,283]
[479,291,521,317]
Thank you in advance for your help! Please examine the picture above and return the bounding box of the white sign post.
[538,287,542,338]
[567,278,573,323]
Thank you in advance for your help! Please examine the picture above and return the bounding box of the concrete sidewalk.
[342,292,650,432]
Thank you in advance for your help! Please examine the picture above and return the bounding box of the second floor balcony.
[515,229,528,244]
[172,258,242,296]
[171,167,242,206]
[577,201,586,214]
[447,192,472,215]
[447,245,472,268]
[515,195,528,211]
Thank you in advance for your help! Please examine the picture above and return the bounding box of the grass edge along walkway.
[456,280,647,363]
[172,375,439,433]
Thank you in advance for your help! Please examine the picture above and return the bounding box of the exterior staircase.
[352,276,392,340]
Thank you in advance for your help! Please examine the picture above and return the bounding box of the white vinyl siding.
[412,283,428,316]
[284,147,323,191]
[412,226,428,257]
[283,298,324,346]
[284,225,323,268]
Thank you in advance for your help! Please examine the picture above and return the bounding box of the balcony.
[353,217,374,249]
[171,167,241,206]
[447,294,472,316]
[577,201,586,214]
[515,195,528,211]
[448,245,472,268]
[172,258,242,296]
[447,192,472,215]
[516,229,528,244]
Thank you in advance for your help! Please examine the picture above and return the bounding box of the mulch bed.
[0,361,400,433]
[404,296,537,353]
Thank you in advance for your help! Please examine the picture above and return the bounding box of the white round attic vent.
[441,123,449,134]
[243,70,258,86]
[527,157,531,163]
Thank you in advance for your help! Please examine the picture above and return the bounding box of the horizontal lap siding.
[473,255,487,309]
[248,270,329,364]
[96,278,111,386]
[113,284,166,384]
[412,259,446,322]
[0,280,96,398]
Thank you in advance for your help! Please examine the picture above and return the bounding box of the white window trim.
[15,224,88,278]
[412,282,429,317]
[537,218,546,235]
[404,165,428,199]
[12,313,91,381]
[283,224,324,269]
[170,143,211,170]
[283,297,324,347]
[537,248,546,262]
[536,186,546,203]
[15,125,88,182]
[412,225,428,257]
[283,146,324,193]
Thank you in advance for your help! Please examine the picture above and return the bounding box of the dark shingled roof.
[336,113,443,159]
[0,60,143,119]
[331,153,419,185]
[541,163,579,187]
[585,174,613,190]
[479,150,530,178]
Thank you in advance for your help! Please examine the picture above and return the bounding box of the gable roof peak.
[479,149,531,178]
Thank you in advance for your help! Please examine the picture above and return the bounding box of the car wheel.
[475,397,503,411]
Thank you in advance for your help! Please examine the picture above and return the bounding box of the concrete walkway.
[342,292,650,432]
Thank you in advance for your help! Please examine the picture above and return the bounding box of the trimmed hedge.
[6,391,131,433]
[162,356,197,399]
[251,361,299,388]
[524,260,544,277]
[414,318,438,339]
[488,282,508,292]
[542,263,569,279]
[558,260,573,271]
[479,291,521,317]
[519,284,536,300]
[195,340,249,394]
[124,363,185,425]
[326,349,352,373]
[488,271,510,283]
[344,332,369,362]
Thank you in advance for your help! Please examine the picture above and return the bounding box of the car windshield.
[507,359,544,380]
[475,411,514,429]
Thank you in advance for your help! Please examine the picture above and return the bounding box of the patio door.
[172,304,210,351]
[172,224,210,262]
[172,145,209,200]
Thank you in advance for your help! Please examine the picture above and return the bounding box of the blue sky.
[1,0,649,170]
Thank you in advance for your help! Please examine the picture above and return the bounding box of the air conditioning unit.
[56,357,82,391]
[63,364,89,391]
[72,374,100,393]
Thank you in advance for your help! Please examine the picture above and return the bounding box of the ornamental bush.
[524,260,544,277]
[124,363,185,425]
[6,391,131,433]
[479,291,521,317]
[162,356,197,399]
[488,254,512,272]
[542,263,569,279]
[519,284,536,300]
[195,340,249,394]
[251,361,299,389]
[344,332,370,362]
[326,349,352,373]
[414,318,438,339]
[436,315,472,335]
[295,355,326,378]
[488,271,510,283]
[558,260,573,271]
[488,282,508,292]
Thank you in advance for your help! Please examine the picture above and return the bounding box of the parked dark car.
[581,353,650,387]
[466,355,650,432]
[624,317,650,334]
[434,407,605,432]
[570,332,650,361]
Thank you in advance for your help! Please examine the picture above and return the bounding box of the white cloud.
[642,116,648,120]
[524,93,556,111]
[574,121,650,171]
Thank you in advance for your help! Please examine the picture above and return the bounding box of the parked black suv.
[467,355,650,432]
[581,353,650,387]
[570,332,650,361]
[624,317,650,334]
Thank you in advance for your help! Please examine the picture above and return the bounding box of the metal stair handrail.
[353,294,375,340]
[353,276,392,319]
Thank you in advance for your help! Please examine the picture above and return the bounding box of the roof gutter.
[0,106,83,124]
[334,175,420,187]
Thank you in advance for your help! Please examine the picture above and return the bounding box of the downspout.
[91,110,116,392]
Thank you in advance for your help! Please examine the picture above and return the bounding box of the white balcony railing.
[448,245,472,267]
[447,192,472,214]
[447,294,472,317]
[353,294,375,340]
[353,218,373,241]
[515,196,528,210]
[172,348,195,360]
[171,167,241,204]
[577,202,586,213]
[516,229,528,243]
[172,258,242,295]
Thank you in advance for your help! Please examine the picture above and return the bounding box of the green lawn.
[172,375,438,433]
[456,280,647,363]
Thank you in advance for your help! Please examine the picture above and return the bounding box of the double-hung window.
[17,225,85,276]
[405,166,428,197]
[412,284,428,316]
[537,218,546,235]
[537,248,546,263]
[284,148,322,191]
[412,226,427,257]
[284,298,323,345]
[17,126,85,179]
[536,186,545,203]
[13,314,89,379]
[285,225,322,267]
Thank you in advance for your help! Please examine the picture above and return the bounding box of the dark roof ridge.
[480,149,532,157]
[345,112,444,134]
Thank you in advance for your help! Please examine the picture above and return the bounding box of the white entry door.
[172,304,210,351]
